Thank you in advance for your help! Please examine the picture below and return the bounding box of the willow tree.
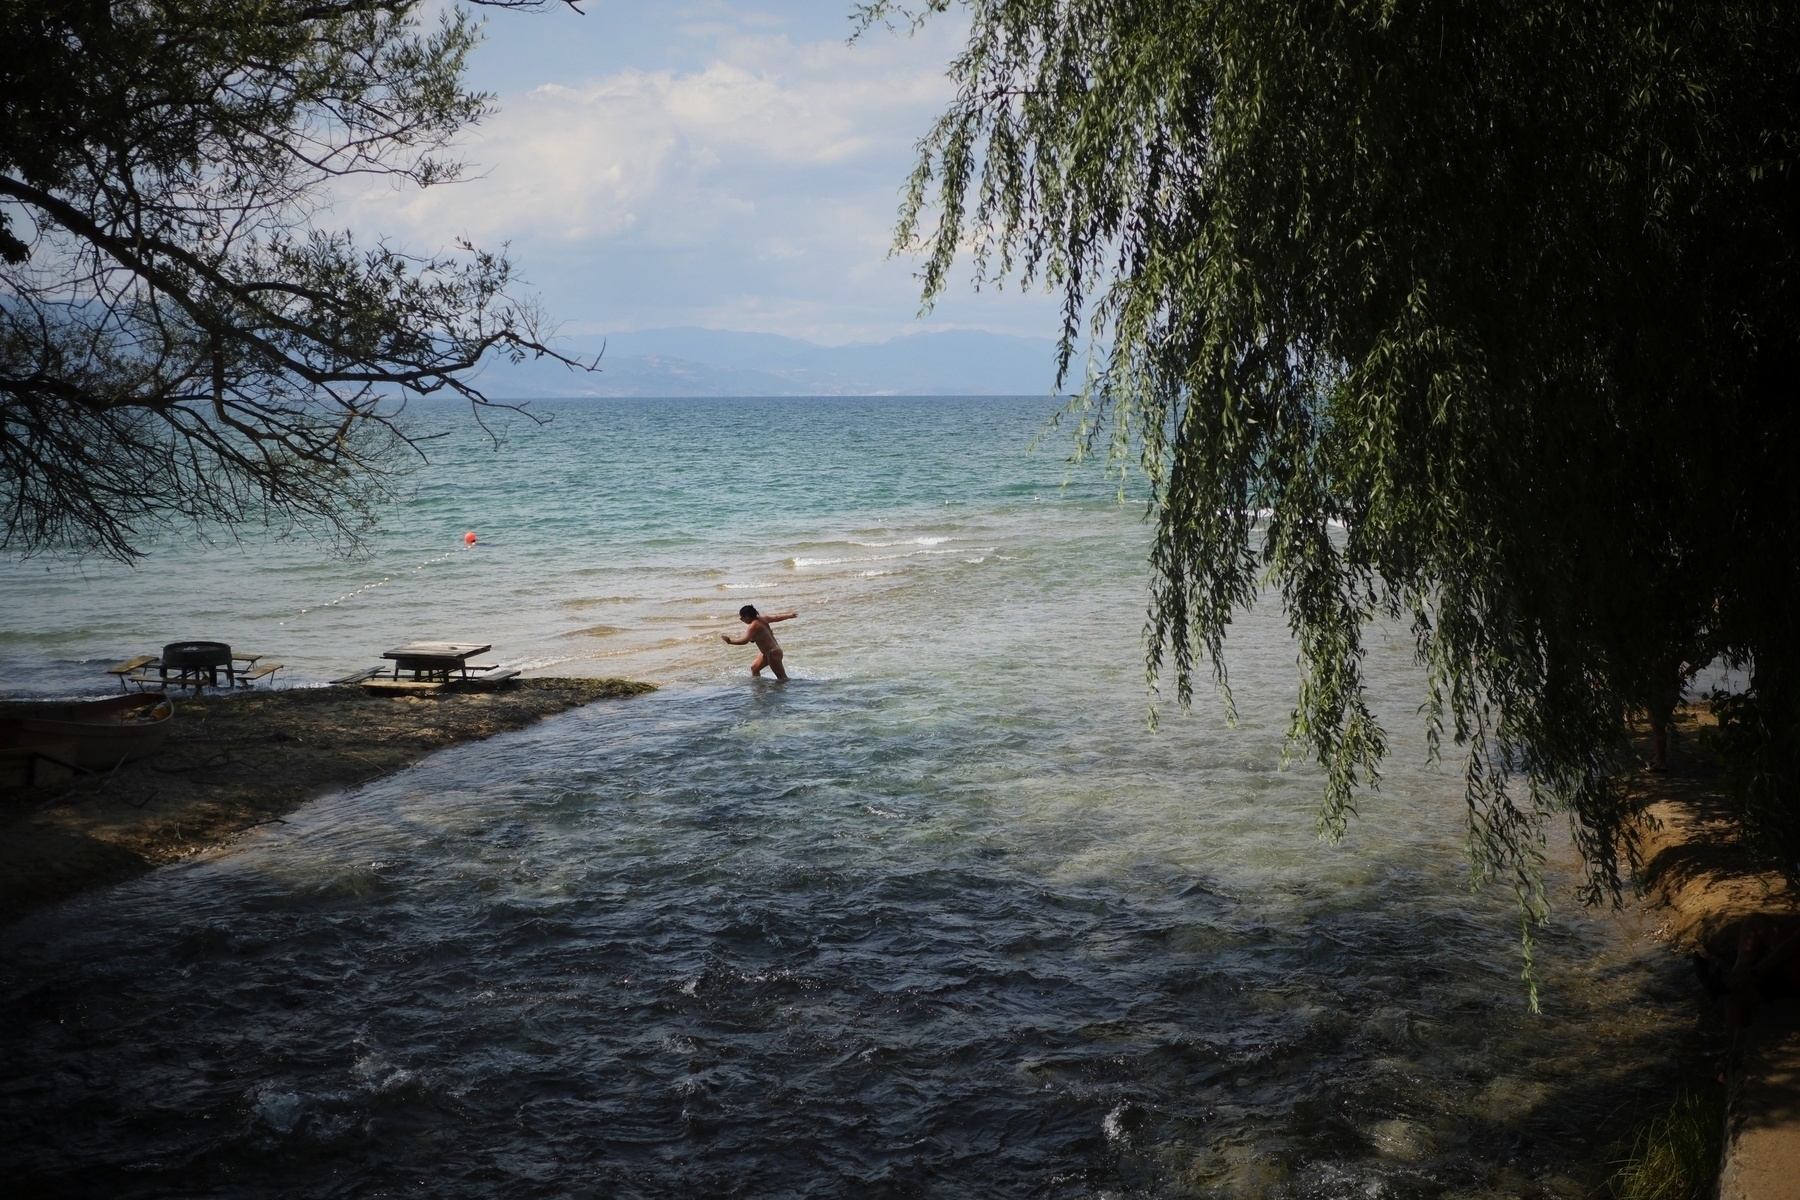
[0,0,584,562]
[874,0,1800,935]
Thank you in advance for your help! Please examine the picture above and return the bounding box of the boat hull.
[0,693,175,774]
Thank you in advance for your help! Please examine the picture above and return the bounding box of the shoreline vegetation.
[0,678,654,925]
[1627,706,1800,1200]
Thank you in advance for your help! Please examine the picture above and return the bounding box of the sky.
[337,1,1065,345]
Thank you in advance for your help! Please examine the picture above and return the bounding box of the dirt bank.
[1633,706,1799,951]
[1631,705,1800,1200]
[0,678,654,924]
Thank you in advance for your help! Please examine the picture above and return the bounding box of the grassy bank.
[0,678,654,924]
[1608,1088,1725,1200]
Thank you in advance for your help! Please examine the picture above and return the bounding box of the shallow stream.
[0,397,1708,1196]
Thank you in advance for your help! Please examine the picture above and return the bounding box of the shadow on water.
[0,684,1715,1198]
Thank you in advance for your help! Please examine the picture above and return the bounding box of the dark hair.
[739,604,759,620]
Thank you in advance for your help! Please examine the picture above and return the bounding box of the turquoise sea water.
[0,396,1140,695]
[0,397,1707,1196]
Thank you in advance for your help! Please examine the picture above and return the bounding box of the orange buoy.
[464,531,477,545]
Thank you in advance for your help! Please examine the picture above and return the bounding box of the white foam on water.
[790,545,996,569]
[278,545,471,627]
[848,535,953,548]
[788,553,904,568]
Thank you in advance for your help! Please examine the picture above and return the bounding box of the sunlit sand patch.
[559,625,624,639]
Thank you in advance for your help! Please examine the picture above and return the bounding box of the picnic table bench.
[342,643,520,693]
[108,646,282,691]
[381,642,493,681]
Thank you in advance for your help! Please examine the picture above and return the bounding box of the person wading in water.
[721,605,797,680]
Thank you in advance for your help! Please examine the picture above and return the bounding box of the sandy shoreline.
[0,678,654,924]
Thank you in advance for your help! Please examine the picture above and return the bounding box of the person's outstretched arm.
[721,630,751,645]
[766,611,799,622]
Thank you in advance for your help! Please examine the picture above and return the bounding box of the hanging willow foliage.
[869,0,1800,969]
[1,1,586,562]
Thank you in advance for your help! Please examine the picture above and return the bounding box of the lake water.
[0,397,1708,1196]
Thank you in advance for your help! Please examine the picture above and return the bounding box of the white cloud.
[333,8,1059,343]
[347,30,948,245]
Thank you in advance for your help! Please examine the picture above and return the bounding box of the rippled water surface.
[1,398,1707,1196]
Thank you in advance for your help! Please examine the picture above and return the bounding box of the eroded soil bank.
[1632,706,1800,1200]
[0,678,654,924]
[1633,707,1800,951]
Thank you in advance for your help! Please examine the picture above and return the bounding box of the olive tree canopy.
[872,0,1800,934]
[1,0,585,562]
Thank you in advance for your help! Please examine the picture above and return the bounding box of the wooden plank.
[382,642,490,659]
[330,667,386,685]
[106,655,157,676]
[450,669,519,691]
[239,663,282,682]
[128,670,216,691]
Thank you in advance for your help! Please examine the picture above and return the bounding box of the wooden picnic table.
[108,650,281,691]
[381,642,493,682]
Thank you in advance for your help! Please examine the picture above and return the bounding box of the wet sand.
[0,679,654,924]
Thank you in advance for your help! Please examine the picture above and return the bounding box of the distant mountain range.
[466,327,1069,397]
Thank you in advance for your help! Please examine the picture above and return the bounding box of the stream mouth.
[0,678,1703,1198]
[0,397,1708,1195]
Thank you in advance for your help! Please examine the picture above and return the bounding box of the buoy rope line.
[278,541,474,626]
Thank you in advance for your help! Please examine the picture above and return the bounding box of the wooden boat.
[0,692,175,775]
